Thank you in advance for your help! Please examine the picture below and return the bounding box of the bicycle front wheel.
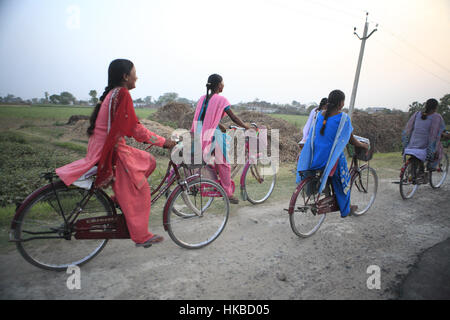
[400,161,419,200]
[430,153,448,189]
[350,166,378,216]
[289,178,326,238]
[166,178,230,249]
[243,157,277,204]
[13,181,112,271]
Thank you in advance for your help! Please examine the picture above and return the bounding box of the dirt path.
[0,177,449,300]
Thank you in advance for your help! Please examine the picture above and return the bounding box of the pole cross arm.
[365,28,378,40]
[354,28,377,41]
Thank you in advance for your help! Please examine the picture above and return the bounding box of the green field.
[271,113,309,128]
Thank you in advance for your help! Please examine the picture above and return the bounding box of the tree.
[89,90,98,105]
[439,94,450,123]
[44,92,49,103]
[156,92,178,106]
[59,91,76,105]
[306,104,317,113]
[144,96,153,106]
[408,101,423,115]
[49,94,60,104]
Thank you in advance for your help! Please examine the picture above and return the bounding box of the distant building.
[245,106,278,113]
[366,107,389,114]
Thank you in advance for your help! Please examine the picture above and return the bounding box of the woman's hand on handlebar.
[163,139,177,150]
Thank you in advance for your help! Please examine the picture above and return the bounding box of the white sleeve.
[300,108,317,144]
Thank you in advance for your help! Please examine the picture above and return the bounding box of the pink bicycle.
[172,123,277,206]
[10,142,230,271]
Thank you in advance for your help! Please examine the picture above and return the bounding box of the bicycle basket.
[347,135,374,161]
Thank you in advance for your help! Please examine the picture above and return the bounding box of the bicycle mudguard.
[10,180,66,231]
[286,177,313,215]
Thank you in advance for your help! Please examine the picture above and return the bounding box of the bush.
[0,132,77,207]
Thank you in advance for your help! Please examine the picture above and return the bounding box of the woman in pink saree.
[191,74,250,204]
[56,59,176,248]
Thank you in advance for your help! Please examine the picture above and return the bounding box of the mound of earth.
[150,103,194,128]
[63,119,175,157]
[67,115,90,125]
[351,111,409,153]
[220,111,302,163]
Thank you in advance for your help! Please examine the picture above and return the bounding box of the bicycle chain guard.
[316,196,339,215]
[74,214,130,239]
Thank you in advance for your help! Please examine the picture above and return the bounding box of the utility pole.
[348,12,378,119]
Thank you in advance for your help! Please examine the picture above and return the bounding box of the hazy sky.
[0,0,449,110]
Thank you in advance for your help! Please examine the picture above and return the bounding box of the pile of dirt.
[63,119,175,157]
[150,103,194,128]
[62,120,90,141]
[351,111,409,153]
[161,110,303,163]
[220,111,302,163]
[153,105,303,162]
[67,115,90,125]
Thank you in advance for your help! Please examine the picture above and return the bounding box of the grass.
[270,114,309,128]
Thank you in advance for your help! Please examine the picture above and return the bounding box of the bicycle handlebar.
[229,122,258,130]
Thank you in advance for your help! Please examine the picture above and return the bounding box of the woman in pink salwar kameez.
[191,74,250,204]
[56,59,176,248]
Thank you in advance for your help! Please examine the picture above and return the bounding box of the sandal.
[135,234,164,248]
[228,196,239,204]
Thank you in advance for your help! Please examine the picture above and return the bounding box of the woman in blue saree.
[296,90,369,217]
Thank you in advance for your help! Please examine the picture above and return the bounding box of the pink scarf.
[191,94,231,157]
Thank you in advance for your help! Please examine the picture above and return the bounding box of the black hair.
[421,98,439,120]
[320,90,345,136]
[87,59,134,136]
[205,74,223,106]
[318,98,328,111]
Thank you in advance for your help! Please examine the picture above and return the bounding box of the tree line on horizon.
[0,91,448,120]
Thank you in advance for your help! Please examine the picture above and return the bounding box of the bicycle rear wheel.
[289,177,326,238]
[350,166,378,216]
[166,178,229,249]
[13,181,112,271]
[400,160,419,200]
[243,156,277,204]
[430,153,448,189]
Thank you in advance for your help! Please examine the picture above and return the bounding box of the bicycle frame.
[287,154,370,216]
[10,157,201,241]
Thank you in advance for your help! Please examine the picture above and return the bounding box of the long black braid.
[200,74,223,121]
[320,90,345,136]
[87,59,134,136]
